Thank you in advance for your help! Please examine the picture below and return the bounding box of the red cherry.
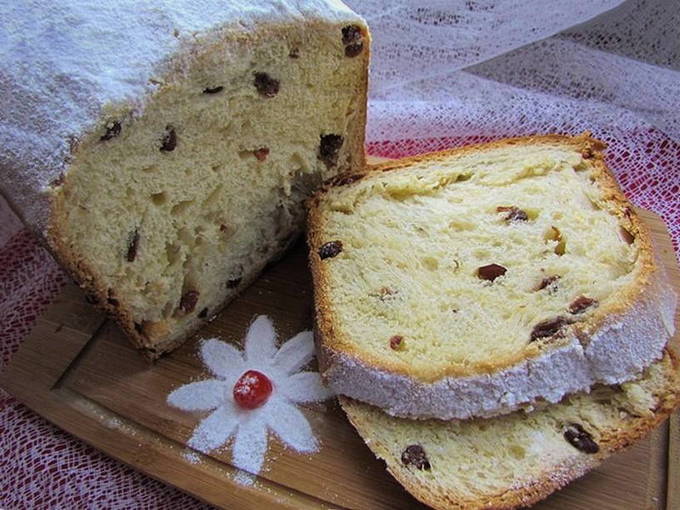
[233,370,273,410]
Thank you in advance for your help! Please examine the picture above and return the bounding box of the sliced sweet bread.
[0,1,369,357]
[308,134,677,419]
[341,349,680,510]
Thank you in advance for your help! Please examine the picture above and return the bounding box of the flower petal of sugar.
[279,371,334,404]
[169,317,329,480]
[244,315,278,365]
[266,398,318,453]
[232,414,269,476]
[187,402,239,453]
[167,379,229,412]
[271,330,315,375]
[200,338,245,381]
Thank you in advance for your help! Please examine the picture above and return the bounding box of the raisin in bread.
[341,349,680,510]
[0,1,369,357]
[308,134,677,419]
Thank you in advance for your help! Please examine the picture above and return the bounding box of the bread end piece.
[341,349,680,510]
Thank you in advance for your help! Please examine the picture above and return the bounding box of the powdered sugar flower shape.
[167,316,333,479]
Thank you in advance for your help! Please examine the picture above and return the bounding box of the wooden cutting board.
[1,177,679,510]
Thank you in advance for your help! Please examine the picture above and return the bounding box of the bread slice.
[0,1,369,357]
[341,349,680,510]
[308,134,677,419]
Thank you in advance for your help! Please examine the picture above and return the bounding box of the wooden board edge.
[2,370,344,510]
[667,413,680,510]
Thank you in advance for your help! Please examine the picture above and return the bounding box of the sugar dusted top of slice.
[0,0,363,232]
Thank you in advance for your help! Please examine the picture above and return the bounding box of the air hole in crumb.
[177,227,193,245]
[219,224,234,237]
[509,445,526,460]
[253,72,280,97]
[193,225,206,246]
[519,208,540,220]
[162,301,176,318]
[319,134,344,168]
[202,86,224,94]
[151,192,167,206]
[544,226,566,255]
[203,185,223,208]
[217,125,233,139]
[227,277,242,289]
[171,200,193,216]
[165,243,181,265]
[142,165,158,173]
[160,125,177,152]
[422,256,439,271]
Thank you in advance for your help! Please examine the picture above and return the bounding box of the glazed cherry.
[233,370,273,410]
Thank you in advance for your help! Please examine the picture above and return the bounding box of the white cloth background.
[347,0,680,142]
[1,1,679,508]
[346,0,680,253]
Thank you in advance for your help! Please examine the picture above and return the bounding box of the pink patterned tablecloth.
[1,132,679,508]
[4,0,680,506]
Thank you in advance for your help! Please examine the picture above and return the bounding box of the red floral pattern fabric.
[2,0,679,504]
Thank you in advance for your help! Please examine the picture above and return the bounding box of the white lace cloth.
[1,0,678,507]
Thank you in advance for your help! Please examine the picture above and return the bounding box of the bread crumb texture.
[49,20,368,353]
[317,141,644,377]
[341,351,680,510]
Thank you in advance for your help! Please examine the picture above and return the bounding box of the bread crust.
[39,18,370,359]
[340,349,680,510]
[308,133,678,419]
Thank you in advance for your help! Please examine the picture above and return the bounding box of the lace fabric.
[1,0,678,507]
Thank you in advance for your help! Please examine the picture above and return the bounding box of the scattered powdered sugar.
[167,315,333,479]
[233,471,256,487]
[103,416,123,430]
[181,450,201,465]
[0,0,364,234]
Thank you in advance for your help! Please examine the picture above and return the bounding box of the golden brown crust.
[340,351,680,510]
[307,133,663,382]
[46,207,299,359]
[40,20,371,360]
[46,207,188,359]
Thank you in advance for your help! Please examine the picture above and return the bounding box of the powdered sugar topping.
[167,315,333,482]
[0,0,363,233]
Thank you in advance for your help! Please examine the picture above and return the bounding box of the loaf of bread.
[0,1,369,357]
[341,349,680,510]
[308,134,677,419]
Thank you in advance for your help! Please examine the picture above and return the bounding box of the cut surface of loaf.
[309,134,677,418]
[0,1,369,357]
[341,350,680,510]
